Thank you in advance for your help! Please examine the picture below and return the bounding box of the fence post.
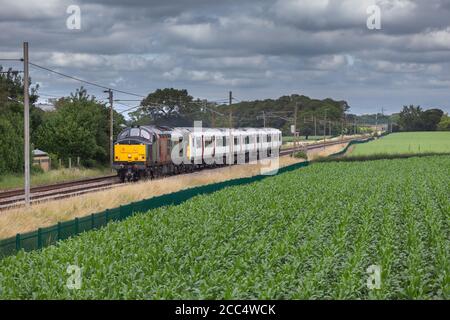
[91,213,95,229]
[15,233,21,251]
[74,217,79,234]
[37,228,42,249]
[119,206,123,220]
[57,222,62,240]
[77,157,80,167]
[69,157,72,169]
[105,209,109,223]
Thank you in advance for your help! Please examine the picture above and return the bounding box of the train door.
[159,136,169,163]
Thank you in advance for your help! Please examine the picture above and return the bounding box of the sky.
[1,0,450,115]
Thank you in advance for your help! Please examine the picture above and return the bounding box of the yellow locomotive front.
[113,127,151,182]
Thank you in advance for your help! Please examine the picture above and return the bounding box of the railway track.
[0,175,119,210]
[280,136,369,156]
[0,136,368,211]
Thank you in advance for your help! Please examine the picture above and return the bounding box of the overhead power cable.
[0,58,23,61]
[29,62,145,98]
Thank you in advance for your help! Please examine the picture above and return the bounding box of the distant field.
[349,132,450,156]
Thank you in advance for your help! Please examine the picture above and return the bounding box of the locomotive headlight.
[128,154,132,158]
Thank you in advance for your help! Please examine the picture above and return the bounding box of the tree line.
[0,69,125,175]
[396,105,449,132]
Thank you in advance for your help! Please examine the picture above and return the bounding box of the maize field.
[0,155,448,299]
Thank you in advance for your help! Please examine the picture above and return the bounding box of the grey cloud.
[0,0,449,114]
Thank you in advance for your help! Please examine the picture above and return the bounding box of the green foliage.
[437,114,450,131]
[293,150,308,159]
[0,155,448,299]
[130,88,210,127]
[398,105,444,132]
[0,67,41,175]
[0,116,23,174]
[34,87,125,165]
[217,94,349,135]
[130,90,350,134]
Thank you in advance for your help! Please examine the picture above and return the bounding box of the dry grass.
[0,144,346,239]
[308,143,347,160]
[0,167,110,191]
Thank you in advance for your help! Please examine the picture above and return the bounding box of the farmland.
[0,155,449,299]
[348,132,450,156]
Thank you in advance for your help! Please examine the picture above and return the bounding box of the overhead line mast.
[23,42,30,206]
[229,91,233,167]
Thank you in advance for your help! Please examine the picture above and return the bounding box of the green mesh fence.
[328,138,375,157]
[0,161,310,259]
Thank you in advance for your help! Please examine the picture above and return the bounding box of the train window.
[205,137,213,147]
[257,135,260,143]
[130,128,140,137]
[140,130,151,140]
[234,137,239,145]
[267,134,271,142]
[176,138,183,157]
[118,130,129,139]
[222,136,227,146]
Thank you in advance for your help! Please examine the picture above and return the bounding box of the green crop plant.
[0,156,448,299]
[349,132,450,156]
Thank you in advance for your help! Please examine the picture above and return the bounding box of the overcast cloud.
[1,0,450,114]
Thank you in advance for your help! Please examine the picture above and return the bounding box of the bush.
[293,150,308,159]
[31,165,44,175]
[82,159,100,168]
[48,153,60,170]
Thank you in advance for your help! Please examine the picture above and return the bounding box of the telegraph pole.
[211,105,216,128]
[23,42,30,206]
[293,104,298,155]
[314,115,317,137]
[323,109,328,149]
[104,89,114,171]
[228,91,232,167]
[375,109,379,135]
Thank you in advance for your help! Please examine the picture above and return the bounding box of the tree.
[437,114,450,131]
[35,87,125,166]
[398,105,445,132]
[422,109,444,131]
[0,66,41,175]
[398,105,425,131]
[130,88,203,127]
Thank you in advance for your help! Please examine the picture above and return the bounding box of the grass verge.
[0,167,111,191]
